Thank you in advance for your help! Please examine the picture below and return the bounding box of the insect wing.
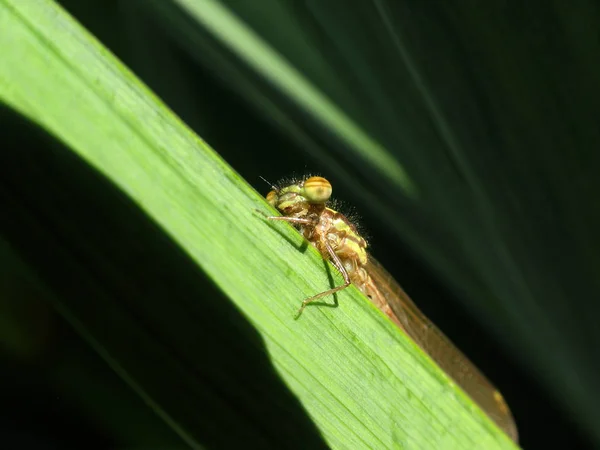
[364,256,518,442]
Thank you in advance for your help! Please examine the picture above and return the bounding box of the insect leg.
[255,209,315,226]
[265,216,314,225]
[296,239,351,318]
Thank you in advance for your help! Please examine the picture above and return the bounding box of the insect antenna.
[258,175,277,191]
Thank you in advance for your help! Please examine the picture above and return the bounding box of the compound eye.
[302,176,332,203]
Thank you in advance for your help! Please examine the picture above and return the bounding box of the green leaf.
[0,0,517,449]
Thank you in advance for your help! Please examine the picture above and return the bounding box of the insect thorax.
[322,208,368,267]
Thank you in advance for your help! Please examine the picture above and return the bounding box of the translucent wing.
[364,256,518,442]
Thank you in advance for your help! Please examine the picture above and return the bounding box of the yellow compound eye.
[266,190,278,207]
[302,176,332,203]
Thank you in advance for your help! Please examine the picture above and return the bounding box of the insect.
[259,175,518,443]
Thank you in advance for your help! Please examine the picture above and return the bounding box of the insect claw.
[294,303,307,320]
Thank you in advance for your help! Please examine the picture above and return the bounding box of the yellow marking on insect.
[302,176,332,203]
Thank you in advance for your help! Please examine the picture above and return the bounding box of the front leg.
[255,209,315,226]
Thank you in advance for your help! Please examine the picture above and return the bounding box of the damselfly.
[259,175,518,443]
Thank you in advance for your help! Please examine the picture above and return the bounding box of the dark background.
[3,1,600,449]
